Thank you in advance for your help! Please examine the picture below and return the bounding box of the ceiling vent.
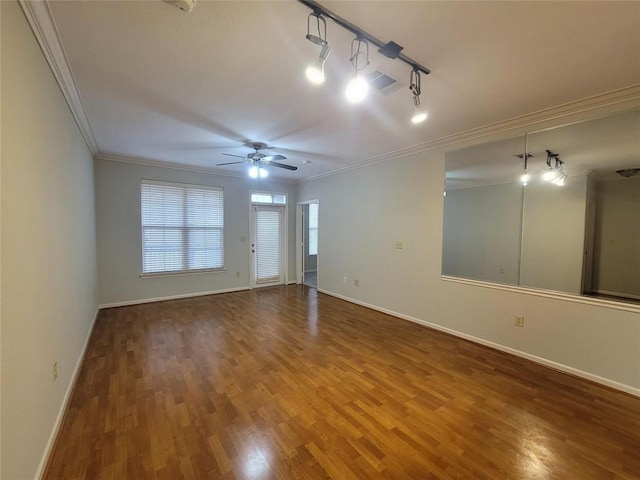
[366,70,398,91]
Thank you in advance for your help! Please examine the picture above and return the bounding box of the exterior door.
[252,205,285,287]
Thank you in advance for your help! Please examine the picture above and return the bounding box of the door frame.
[249,192,288,288]
[296,199,319,286]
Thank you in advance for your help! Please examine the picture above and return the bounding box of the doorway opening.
[297,200,319,288]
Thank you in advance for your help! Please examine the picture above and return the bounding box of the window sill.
[141,268,227,279]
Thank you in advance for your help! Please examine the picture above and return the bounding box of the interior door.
[252,205,285,287]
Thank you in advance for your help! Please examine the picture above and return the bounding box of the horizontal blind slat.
[141,182,224,274]
[255,209,281,283]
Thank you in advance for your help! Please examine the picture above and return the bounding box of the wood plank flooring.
[44,286,640,479]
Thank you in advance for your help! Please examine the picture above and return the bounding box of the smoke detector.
[163,0,195,13]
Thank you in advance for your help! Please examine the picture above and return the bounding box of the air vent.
[366,70,397,91]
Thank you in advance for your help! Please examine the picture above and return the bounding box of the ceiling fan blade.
[216,161,246,166]
[262,154,287,162]
[221,153,247,159]
[266,161,298,171]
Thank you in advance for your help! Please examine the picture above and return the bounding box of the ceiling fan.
[217,142,298,174]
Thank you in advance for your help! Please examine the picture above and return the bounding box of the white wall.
[443,183,522,284]
[95,159,297,306]
[297,131,640,395]
[520,175,588,294]
[593,177,640,298]
[1,2,99,479]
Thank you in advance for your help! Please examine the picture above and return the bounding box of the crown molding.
[18,0,99,154]
[16,1,640,186]
[300,84,640,183]
[95,153,298,184]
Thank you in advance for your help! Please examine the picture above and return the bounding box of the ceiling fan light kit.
[217,142,298,178]
[299,0,431,123]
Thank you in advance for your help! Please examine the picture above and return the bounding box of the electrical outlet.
[236,271,240,277]
[53,362,58,382]
[343,276,347,283]
[514,315,525,327]
[354,279,360,287]
[395,240,404,250]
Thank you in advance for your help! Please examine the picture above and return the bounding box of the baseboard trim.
[35,306,101,479]
[99,286,251,309]
[317,288,640,398]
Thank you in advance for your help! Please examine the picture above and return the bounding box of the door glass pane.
[255,209,282,283]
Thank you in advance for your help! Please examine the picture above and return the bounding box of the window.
[308,203,318,255]
[141,180,224,274]
[251,192,286,205]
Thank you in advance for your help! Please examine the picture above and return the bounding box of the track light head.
[411,100,428,123]
[306,13,331,85]
[551,173,567,186]
[542,169,558,182]
[409,67,427,124]
[346,75,369,103]
[305,62,325,84]
[345,36,370,102]
[411,108,428,124]
[305,41,331,84]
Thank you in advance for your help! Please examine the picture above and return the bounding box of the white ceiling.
[39,1,640,180]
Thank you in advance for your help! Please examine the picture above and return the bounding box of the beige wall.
[1,2,99,479]
[443,183,522,284]
[593,177,640,298]
[95,159,297,306]
[520,175,588,294]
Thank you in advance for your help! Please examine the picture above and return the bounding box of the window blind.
[255,208,282,283]
[141,180,224,274]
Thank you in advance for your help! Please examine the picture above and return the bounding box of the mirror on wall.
[442,109,640,304]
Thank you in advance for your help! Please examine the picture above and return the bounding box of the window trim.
[140,179,225,276]
[250,190,287,205]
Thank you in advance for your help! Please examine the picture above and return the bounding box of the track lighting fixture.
[516,153,533,185]
[543,150,566,186]
[551,173,567,186]
[305,12,331,85]
[409,67,427,124]
[298,1,431,116]
[345,36,370,103]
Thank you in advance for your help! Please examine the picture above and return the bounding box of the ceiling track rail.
[297,0,431,76]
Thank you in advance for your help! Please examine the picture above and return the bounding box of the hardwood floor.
[45,286,640,479]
